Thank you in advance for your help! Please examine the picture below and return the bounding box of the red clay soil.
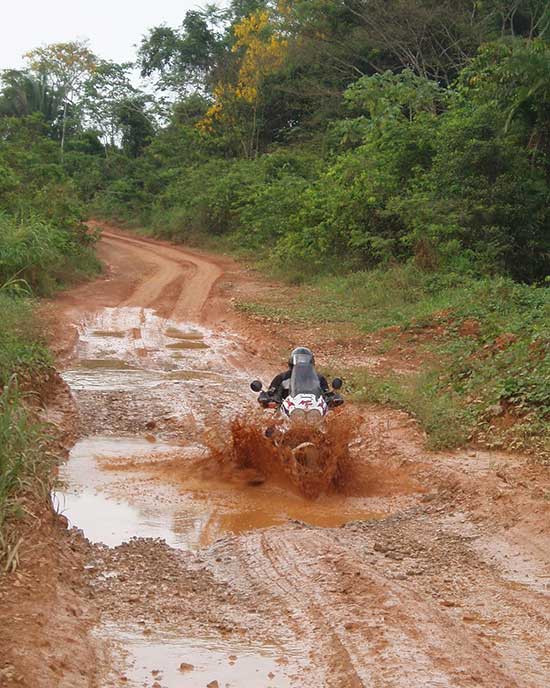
[0,223,548,688]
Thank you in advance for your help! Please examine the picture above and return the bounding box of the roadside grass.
[0,294,51,386]
[0,380,54,571]
[237,264,550,457]
[0,293,54,570]
[0,213,101,295]
[0,215,100,571]
[236,264,548,332]
[345,367,473,451]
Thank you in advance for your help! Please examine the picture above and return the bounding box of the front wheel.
[327,394,344,408]
[292,442,319,467]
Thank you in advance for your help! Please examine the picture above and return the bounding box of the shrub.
[0,213,99,294]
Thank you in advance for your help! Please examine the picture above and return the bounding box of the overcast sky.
[1,0,218,70]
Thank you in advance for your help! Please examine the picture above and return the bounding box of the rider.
[259,347,332,406]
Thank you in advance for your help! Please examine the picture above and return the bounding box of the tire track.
[101,231,223,320]
[203,524,550,687]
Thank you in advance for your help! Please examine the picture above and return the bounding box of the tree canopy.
[0,0,549,281]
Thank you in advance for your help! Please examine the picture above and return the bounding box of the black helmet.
[288,347,314,367]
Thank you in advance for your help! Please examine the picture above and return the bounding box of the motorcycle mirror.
[332,377,343,390]
[250,380,263,392]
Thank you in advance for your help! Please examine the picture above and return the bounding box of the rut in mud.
[10,226,548,688]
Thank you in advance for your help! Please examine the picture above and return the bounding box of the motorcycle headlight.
[290,409,307,419]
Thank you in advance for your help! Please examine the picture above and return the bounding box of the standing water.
[55,306,381,686]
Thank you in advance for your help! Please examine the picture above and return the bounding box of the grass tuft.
[0,379,54,571]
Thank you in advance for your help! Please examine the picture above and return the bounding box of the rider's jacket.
[267,368,329,401]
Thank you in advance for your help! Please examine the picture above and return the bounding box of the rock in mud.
[441,599,458,608]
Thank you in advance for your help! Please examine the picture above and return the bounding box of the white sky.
[0,0,219,70]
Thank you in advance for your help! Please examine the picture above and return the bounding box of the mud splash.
[55,435,383,550]
[207,410,362,499]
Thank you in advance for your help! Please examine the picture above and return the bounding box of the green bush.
[0,213,99,294]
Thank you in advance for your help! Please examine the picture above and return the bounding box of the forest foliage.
[1,2,549,282]
[61,3,550,281]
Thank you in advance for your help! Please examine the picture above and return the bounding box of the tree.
[138,8,227,94]
[477,1,550,39]
[115,96,156,158]
[460,37,550,163]
[24,41,97,157]
[339,1,484,84]
[198,8,288,156]
[0,69,62,123]
[81,61,141,148]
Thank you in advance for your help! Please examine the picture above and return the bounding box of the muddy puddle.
[54,437,185,548]
[105,625,301,687]
[165,370,222,382]
[165,326,204,340]
[165,340,210,350]
[60,307,245,424]
[56,306,386,549]
[91,330,126,338]
[62,366,164,392]
[55,435,382,550]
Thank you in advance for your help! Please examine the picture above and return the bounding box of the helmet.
[288,347,314,368]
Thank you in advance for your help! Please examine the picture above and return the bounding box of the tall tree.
[0,69,62,122]
[115,96,156,158]
[138,8,227,94]
[198,7,288,156]
[81,61,142,148]
[24,41,97,157]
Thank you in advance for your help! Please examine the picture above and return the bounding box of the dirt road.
[3,227,549,688]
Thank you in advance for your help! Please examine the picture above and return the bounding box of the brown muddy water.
[54,435,382,550]
[104,625,301,688]
[54,306,383,686]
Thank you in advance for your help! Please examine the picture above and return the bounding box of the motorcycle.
[249,357,344,496]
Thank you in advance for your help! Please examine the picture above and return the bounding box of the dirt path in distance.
[2,223,549,688]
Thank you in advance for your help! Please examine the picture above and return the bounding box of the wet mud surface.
[4,226,548,688]
[56,299,405,687]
